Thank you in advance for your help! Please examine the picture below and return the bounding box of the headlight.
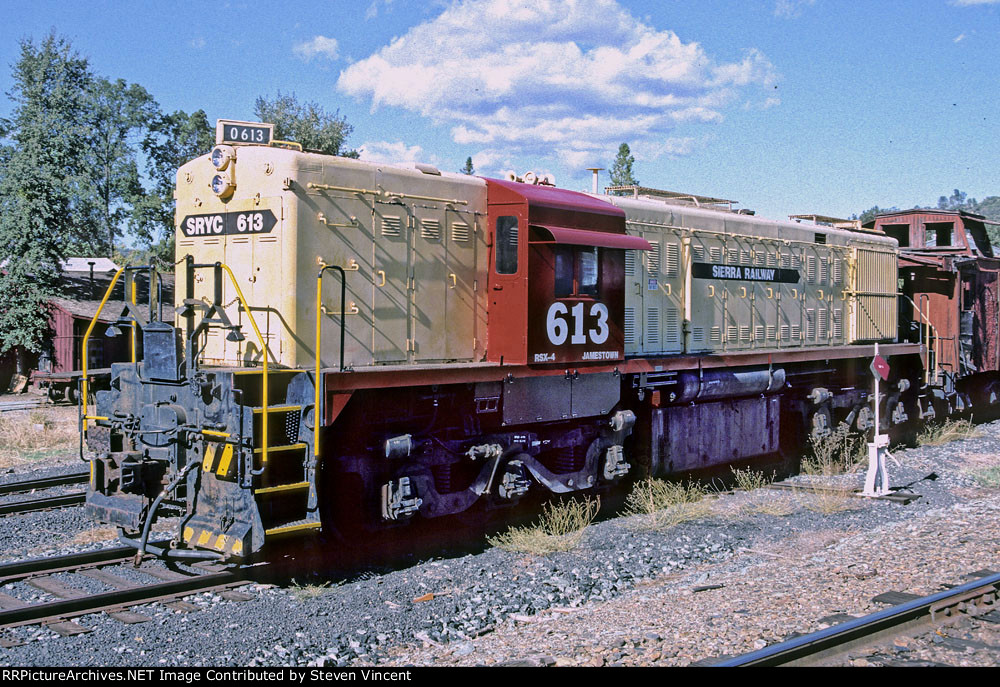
[211,145,235,170]
[211,171,235,198]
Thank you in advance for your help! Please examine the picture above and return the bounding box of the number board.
[179,210,277,237]
[216,119,273,146]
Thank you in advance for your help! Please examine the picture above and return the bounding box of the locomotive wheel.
[47,384,64,403]
[809,406,833,444]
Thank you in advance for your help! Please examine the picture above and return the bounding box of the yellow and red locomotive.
[80,120,994,560]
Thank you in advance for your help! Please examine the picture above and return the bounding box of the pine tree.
[0,33,94,373]
[461,157,475,175]
[610,143,638,195]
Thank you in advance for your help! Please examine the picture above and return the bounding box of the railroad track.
[0,470,89,517]
[0,544,252,642]
[715,570,1000,666]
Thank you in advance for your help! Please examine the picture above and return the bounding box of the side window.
[578,247,599,296]
[554,248,574,297]
[553,246,600,298]
[496,216,519,274]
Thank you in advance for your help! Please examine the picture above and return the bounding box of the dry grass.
[488,496,600,554]
[917,419,982,447]
[0,407,78,468]
[624,479,712,530]
[730,468,797,517]
[731,467,774,492]
[795,482,858,514]
[289,580,336,600]
[70,526,118,547]
[802,424,866,477]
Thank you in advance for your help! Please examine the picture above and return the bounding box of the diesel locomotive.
[80,119,997,561]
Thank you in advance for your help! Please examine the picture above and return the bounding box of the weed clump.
[488,496,600,554]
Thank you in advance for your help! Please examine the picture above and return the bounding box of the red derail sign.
[871,354,890,381]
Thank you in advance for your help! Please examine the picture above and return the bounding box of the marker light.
[211,145,235,170]
[211,171,235,198]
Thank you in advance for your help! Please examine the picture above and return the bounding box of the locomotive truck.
[81,119,992,561]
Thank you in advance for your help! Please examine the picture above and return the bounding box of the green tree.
[133,109,213,260]
[0,33,93,373]
[254,92,358,157]
[854,205,899,225]
[609,143,637,194]
[461,156,475,175]
[85,77,159,256]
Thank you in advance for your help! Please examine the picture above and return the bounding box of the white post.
[863,343,891,497]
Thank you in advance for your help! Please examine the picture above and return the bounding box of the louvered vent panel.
[792,254,802,269]
[792,324,801,340]
[767,325,777,340]
[755,325,764,341]
[740,249,751,265]
[727,326,738,342]
[740,326,751,341]
[693,246,706,262]
[624,308,636,346]
[232,237,250,244]
[833,309,843,339]
[420,219,441,241]
[781,253,790,268]
[665,308,680,344]
[382,216,402,237]
[646,307,660,348]
[711,327,721,344]
[625,250,636,276]
[807,257,817,283]
[665,244,679,277]
[693,327,705,343]
[451,222,470,242]
[767,252,778,268]
[647,242,661,274]
[258,236,278,243]
[833,259,843,284]
[819,258,828,284]
[818,308,828,339]
[806,309,816,340]
[753,251,764,266]
[728,249,739,264]
[710,247,722,262]
[780,325,790,341]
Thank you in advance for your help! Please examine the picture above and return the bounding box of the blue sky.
[3,0,999,221]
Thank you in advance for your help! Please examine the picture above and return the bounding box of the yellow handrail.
[215,263,271,465]
[82,267,125,435]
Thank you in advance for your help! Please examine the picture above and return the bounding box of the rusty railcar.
[866,208,1000,416]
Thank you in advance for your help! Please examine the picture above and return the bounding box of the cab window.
[554,246,600,297]
[496,216,519,274]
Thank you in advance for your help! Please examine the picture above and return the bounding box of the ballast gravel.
[1,420,999,666]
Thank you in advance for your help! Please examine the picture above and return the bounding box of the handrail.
[215,263,271,465]
[81,267,125,443]
[899,292,939,385]
[315,263,347,459]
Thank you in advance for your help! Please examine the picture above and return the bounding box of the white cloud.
[189,37,206,49]
[366,0,394,20]
[774,0,816,18]
[953,0,1000,5]
[358,140,435,166]
[337,0,777,168]
[293,35,340,62]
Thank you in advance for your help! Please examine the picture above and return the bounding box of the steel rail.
[0,470,89,496]
[0,569,243,630]
[0,543,170,582]
[0,492,85,516]
[714,571,1000,666]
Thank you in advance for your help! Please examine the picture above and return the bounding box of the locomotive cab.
[484,179,650,365]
